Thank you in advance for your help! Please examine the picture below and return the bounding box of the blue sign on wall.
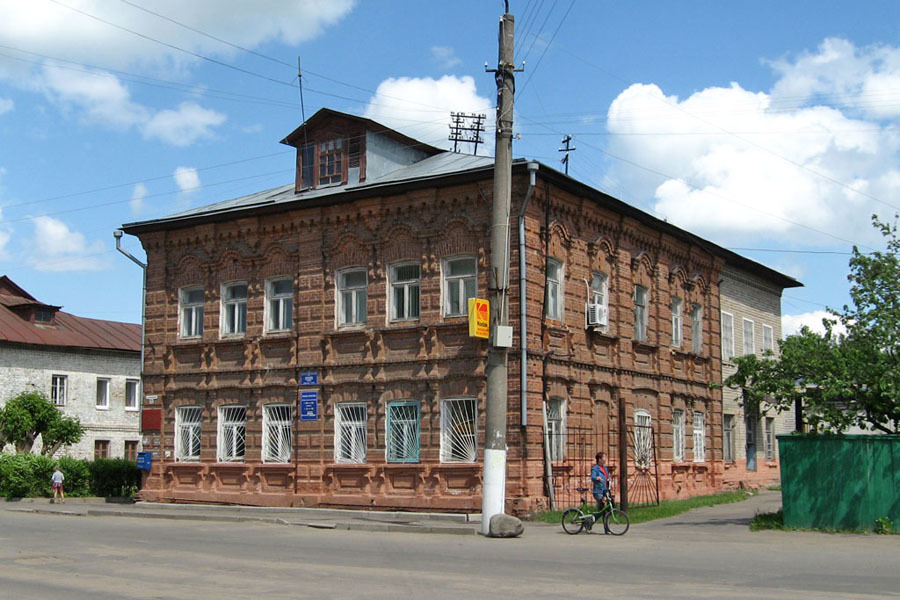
[136,451,153,471]
[300,390,319,421]
[300,371,318,386]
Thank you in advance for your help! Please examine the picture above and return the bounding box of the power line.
[516,0,576,99]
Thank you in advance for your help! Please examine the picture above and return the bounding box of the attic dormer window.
[34,308,54,323]
[299,138,345,189]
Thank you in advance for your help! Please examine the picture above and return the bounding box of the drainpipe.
[518,162,539,427]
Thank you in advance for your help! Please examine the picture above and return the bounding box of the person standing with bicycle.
[590,452,610,532]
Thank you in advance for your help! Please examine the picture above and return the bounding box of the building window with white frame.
[441,398,477,463]
[125,379,139,411]
[547,397,566,461]
[634,285,649,342]
[691,303,703,354]
[763,324,774,353]
[723,414,735,463]
[266,278,293,332]
[634,409,652,468]
[217,405,246,463]
[262,404,292,463]
[96,378,109,409]
[51,375,67,406]
[693,411,705,462]
[221,282,248,336]
[386,401,420,463]
[764,417,776,461]
[180,287,204,339]
[546,258,563,321]
[390,262,420,321]
[338,268,367,326]
[743,318,755,356]
[671,297,683,347]
[175,406,202,461]
[672,409,684,462]
[443,256,477,317]
[335,403,367,463]
[721,311,734,361]
[589,271,609,329]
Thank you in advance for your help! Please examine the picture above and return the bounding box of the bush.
[0,454,138,498]
[89,458,140,497]
[57,457,91,497]
[0,453,34,498]
[29,454,56,497]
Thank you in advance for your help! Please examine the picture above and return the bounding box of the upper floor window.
[51,374,67,406]
[546,258,563,321]
[338,268,367,326]
[633,285,649,342]
[743,318,755,355]
[299,138,345,189]
[444,256,477,317]
[691,303,703,354]
[390,262,420,322]
[96,378,110,409]
[125,379,139,411]
[266,278,293,332]
[763,324,774,353]
[180,287,204,339]
[721,311,735,361]
[222,282,248,336]
[588,271,609,328]
[671,297,683,347]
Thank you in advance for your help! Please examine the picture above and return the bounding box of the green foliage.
[750,510,785,531]
[88,458,140,497]
[0,390,84,453]
[725,215,900,434]
[0,454,137,498]
[874,516,893,535]
[57,457,91,497]
[0,453,35,497]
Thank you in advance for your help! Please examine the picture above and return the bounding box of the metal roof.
[0,276,140,352]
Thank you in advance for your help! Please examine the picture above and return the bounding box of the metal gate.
[546,427,604,509]
[627,423,660,507]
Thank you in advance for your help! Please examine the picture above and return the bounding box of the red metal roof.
[0,276,140,352]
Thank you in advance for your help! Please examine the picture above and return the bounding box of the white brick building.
[0,276,142,460]
[720,264,801,488]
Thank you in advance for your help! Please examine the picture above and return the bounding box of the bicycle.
[561,487,630,535]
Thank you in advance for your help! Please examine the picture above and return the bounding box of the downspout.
[540,180,555,509]
[518,162,539,427]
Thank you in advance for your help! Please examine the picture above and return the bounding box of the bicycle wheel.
[603,507,630,536]
[561,508,585,534]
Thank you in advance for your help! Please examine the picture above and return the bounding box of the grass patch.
[530,490,755,525]
[766,484,782,491]
[750,510,785,531]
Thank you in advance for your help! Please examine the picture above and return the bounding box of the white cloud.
[142,102,225,146]
[173,167,200,193]
[431,46,462,69]
[604,39,900,248]
[363,75,492,152]
[130,183,148,215]
[26,216,107,272]
[0,98,12,115]
[0,229,9,261]
[782,311,847,337]
[39,65,147,128]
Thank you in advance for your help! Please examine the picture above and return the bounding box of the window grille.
[634,409,652,468]
[335,403,367,463]
[444,256,477,316]
[390,263,420,321]
[693,411,705,462]
[222,283,248,335]
[387,402,420,463]
[546,259,563,320]
[51,375,67,406]
[721,312,734,360]
[263,404,292,463]
[671,297,683,347]
[672,409,684,462]
[547,398,566,461]
[180,287,204,338]
[723,414,735,463]
[217,406,246,462]
[267,278,293,332]
[634,285,648,342]
[338,268,367,326]
[175,406,202,461]
[441,398,477,463]
[691,303,703,354]
[125,380,139,410]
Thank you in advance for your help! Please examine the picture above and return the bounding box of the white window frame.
[337,268,368,326]
[764,416,776,461]
[723,414,735,463]
[721,311,735,361]
[547,397,566,462]
[691,303,703,354]
[743,318,755,356]
[51,374,67,406]
[693,411,705,463]
[386,401,420,463]
[634,409,652,468]
[125,379,140,411]
[221,282,248,337]
[389,262,421,322]
[763,324,774,353]
[217,405,246,463]
[672,409,684,462]
[634,285,649,343]
[175,406,202,462]
[262,404,292,463]
[443,255,477,317]
[441,397,477,463]
[266,277,293,333]
[335,403,367,464]
[180,287,204,339]
[671,297,683,347]
[95,378,110,410]
[546,258,564,321]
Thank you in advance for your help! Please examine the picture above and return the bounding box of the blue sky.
[2,0,900,335]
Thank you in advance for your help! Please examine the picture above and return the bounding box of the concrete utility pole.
[482,9,516,536]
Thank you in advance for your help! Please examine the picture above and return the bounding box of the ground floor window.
[764,417,776,461]
[634,409,652,468]
[217,405,246,463]
[335,403,367,464]
[386,401,420,463]
[693,411,705,462]
[547,397,566,461]
[263,404,292,463]
[175,406,202,461]
[672,409,684,462]
[124,440,138,462]
[94,439,110,459]
[441,398,477,463]
[723,414,735,463]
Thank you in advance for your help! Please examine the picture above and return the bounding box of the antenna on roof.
[298,57,308,151]
[559,134,576,175]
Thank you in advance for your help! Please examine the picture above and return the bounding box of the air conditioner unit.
[586,303,608,327]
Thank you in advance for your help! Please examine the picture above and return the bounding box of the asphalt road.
[0,492,897,599]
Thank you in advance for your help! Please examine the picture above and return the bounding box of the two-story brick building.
[122,108,799,513]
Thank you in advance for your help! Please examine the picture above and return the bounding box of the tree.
[725,215,900,434]
[0,390,84,454]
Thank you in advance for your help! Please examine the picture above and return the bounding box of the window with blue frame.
[387,401,420,462]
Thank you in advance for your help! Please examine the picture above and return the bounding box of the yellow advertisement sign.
[468,298,490,338]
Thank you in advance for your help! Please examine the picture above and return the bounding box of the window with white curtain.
[547,398,566,461]
[693,411,705,462]
[743,318,755,356]
[222,282,248,336]
[671,297,683,347]
[443,256,477,317]
[721,311,734,361]
[390,262,420,321]
[266,278,293,332]
[180,287,204,338]
[672,409,684,462]
[546,258,563,321]
[338,268,367,326]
